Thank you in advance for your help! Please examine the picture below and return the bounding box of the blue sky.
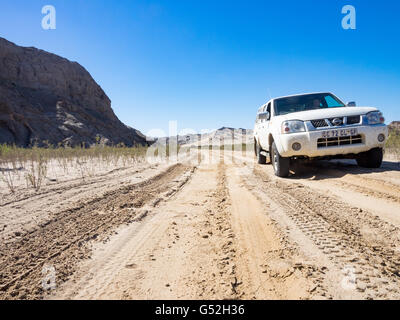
[1,0,399,136]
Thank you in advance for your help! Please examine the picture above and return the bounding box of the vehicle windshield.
[274,93,345,116]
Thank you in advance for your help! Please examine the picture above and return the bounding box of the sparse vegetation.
[25,155,48,191]
[386,127,400,159]
[0,144,148,194]
[0,170,17,194]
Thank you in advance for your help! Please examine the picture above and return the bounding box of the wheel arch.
[268,133,285,155]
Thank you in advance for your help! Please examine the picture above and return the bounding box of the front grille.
[328,117,344,126]
[317,134,363,148]
[311,116,361,129]
[347,115,361,125]
[311,119,328,128]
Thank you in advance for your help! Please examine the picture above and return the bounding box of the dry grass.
[0,144,148,194]
[386,129,400,160]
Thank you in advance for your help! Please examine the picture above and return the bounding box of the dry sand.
[1,150,400,300]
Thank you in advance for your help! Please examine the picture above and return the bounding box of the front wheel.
[356,148,383,168]
[270,141,290,177]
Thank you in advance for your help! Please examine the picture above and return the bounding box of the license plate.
[321,128,358,138]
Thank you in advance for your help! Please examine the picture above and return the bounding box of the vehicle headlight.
[281,120,306,134]
[366,111,385,125]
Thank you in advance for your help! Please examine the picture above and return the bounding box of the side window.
[256,102,271,123]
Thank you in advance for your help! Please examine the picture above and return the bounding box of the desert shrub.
[0,170,16,193]
[386,130,400,159]
[25,152,48,191]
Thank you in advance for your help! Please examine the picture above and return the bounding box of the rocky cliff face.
[0,37,147,147]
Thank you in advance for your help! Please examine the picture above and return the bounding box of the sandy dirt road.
[1,151,400,300]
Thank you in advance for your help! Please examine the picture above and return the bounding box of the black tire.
[356,148,383,168]
[270,141,290,177]
[255,140,266,164]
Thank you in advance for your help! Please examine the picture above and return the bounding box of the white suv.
[254,92,388,177]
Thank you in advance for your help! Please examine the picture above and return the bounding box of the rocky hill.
[0,37,147,147]
[198,127,253,146]
[155,127,254,147]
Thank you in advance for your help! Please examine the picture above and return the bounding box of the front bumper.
[277,124,388,158]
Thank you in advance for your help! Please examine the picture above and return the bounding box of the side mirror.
[258,112,269,122]
[258,112,270,122]
[347,101,356,107]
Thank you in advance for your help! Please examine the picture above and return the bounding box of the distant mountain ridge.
[0,37,147,147]
[155,127,254,146]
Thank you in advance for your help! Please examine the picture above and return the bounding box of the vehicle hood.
[277,107,378,121]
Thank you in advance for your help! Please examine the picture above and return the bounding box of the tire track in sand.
[225,163,316,299]
[299,164,400,205]
[0,164,194,300]
[240,164,400,299]
[54,160,315,300]
[54,162,235,300]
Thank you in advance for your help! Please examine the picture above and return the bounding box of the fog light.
[378,134,385,142]
[292,142,302,151]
